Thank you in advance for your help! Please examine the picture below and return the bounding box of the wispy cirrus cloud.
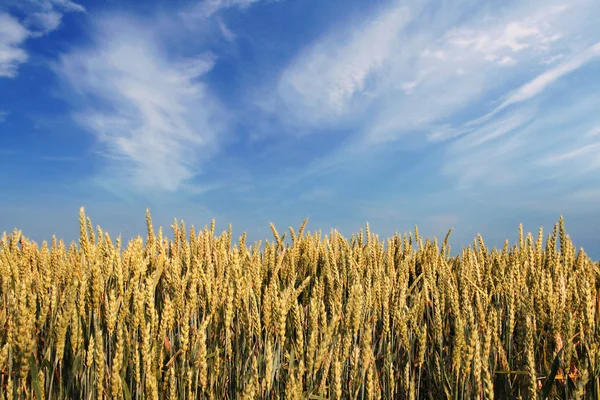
[471,41,600,125]
[55,14,227,194]
[3,0,85,36]
[185,0,267,19]
[0,0,84,77]
[441,89,600,196]
[262,0,600,194]
[0,13,30,78]
[270,0,584,134]
[231,0,600,241]
[436,36,600,195]
[362,0,599,146]
[272,3,413,129]
[216,16,236,42]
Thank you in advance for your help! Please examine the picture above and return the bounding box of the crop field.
[0,208,599,399]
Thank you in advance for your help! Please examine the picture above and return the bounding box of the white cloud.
[55,16,226,193]
[262,0,600,200]
[426,125,464,143]
[443,10,565,58]
[537,143,600,167]
[27,10,63,36]
[503,42,600,105]
[364,0,599,144]
[186,0,265,18]
[4,0,85,36]
[217,17,236,41]
[586,125,600,137]
[542,54,565,64]
[456,108,536,149]
[7,0,85,13]
[50,0,85,13]
[0,111,9,123]
[441,111,535,190]
[440,91,600,193]
[499,56,517,66]
[0,1,84,77]
[0,13,29,78]
[276,4,412,126]
[472,41,600,123]
[266,0,598,144]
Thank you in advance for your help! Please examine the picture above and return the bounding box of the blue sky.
[1,0,600,258]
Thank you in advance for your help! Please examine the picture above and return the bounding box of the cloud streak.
[267,0,598,136]
[0,13,29,78]
[12,0,85,36]
[275,4,412,128]
[0,1,84,77]
[471,41,600,124]
[260,0,600,197]
[186,0,267,19]
[55,15,227,194]
[441,90,600,196]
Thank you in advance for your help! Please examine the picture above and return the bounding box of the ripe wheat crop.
[0,208,598,399]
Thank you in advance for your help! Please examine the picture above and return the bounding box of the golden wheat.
[0,209,598,399]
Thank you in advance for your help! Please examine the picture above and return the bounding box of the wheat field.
[0,208,598,399]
